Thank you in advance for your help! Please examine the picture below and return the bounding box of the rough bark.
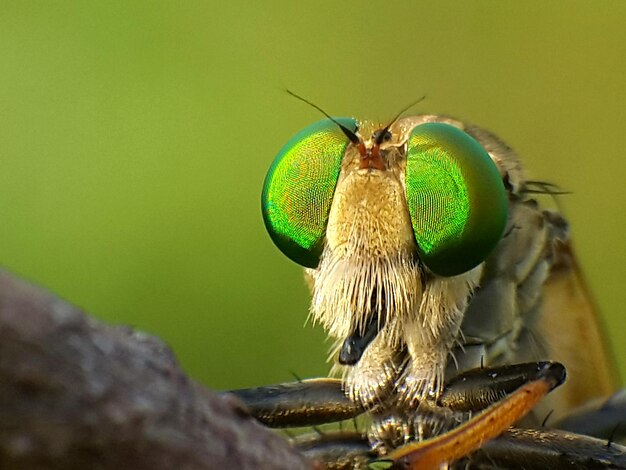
[0,270,310,470]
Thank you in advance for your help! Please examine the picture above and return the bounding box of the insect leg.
[226,362,555,432]
[226,378,365,427]
[465,427,626,469]
[381,362,565,469]
[292,431,374,470]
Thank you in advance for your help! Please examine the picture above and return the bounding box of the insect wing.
[537,232,618,415]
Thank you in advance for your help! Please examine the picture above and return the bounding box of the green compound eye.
[262,118,357,268]
[405,122,508,276]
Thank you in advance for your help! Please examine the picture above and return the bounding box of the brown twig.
[0,270,310,470]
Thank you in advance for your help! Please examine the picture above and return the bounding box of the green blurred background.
[0,2,624,391]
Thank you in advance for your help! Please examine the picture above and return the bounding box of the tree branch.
[0,270,310,469]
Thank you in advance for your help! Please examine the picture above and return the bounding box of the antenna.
[285,90,360,144]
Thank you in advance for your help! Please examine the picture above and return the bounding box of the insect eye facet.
[404,122,508,276]
[262,118,357,268]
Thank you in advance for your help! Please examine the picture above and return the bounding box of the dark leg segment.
[226,378,364,427]
[462,428,626,469]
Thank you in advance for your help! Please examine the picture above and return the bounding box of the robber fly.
[228,94,625,468]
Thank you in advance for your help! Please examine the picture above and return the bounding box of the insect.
[230,94,626,468]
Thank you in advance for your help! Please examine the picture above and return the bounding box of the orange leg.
[384,363,564,469]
